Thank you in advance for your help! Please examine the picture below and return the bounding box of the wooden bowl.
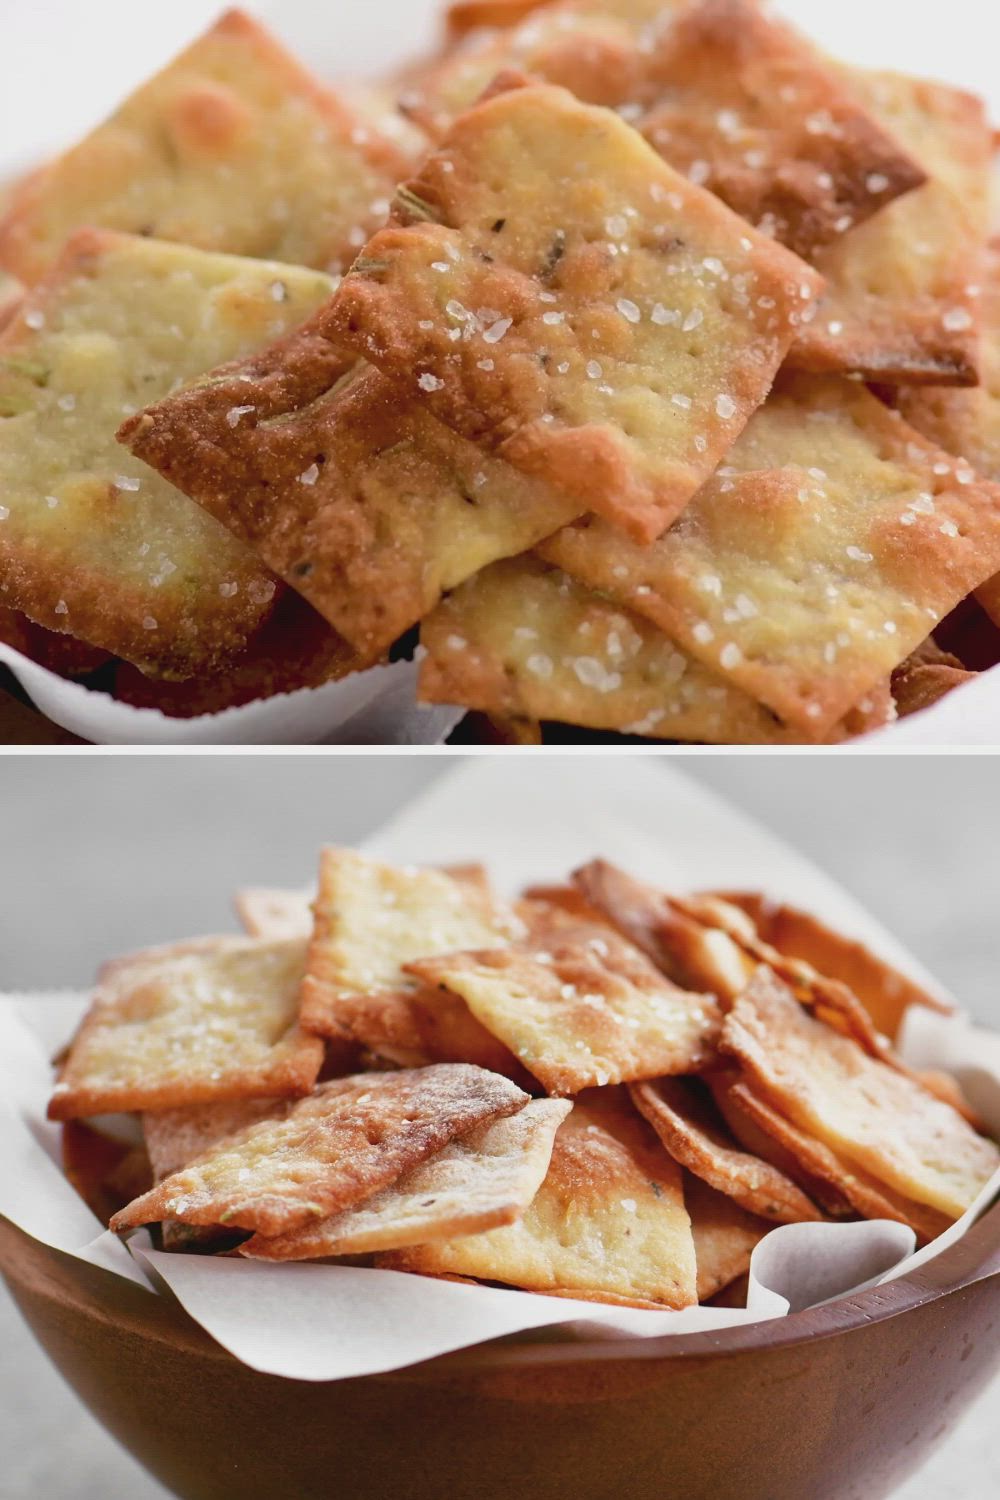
[2,1205,999,1500]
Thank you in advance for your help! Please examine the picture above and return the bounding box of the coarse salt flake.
[298,463,320,485]
[418,373,444,392]
[715,394,737,419]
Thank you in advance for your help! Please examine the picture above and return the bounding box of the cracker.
[637,0,925,261]
[445,0,552,37]
[718,1077,953,1244]
[63,1120,153,1226]
[718,968,999,1219]
[0,229,335,678]
[0,606,109,678]
[119,330,580,661]
[685,1171,769,1302]
[540,373,1000,736]
[379,1089,698,1308]
[419,556,888,744]
[241,1097,571,1259]
[326,76,822,544]
[48,937,323,1121]
[318,985,529,1080]
[406,915,721,1094]
[112,593,360,716]
[235,888,314,940]
[112,1064,529,1238]
[0,9,408,286]
[791,72,992,385]
[629,1077,821,1223]
[711,891,954,1039]
[143,1099,286,1183]
[0,270,23,331]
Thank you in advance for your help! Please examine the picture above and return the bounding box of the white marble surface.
[1,755,998,1499]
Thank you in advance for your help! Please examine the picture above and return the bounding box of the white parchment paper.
[1,759,998,1380]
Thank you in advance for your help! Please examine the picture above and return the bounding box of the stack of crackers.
[3,1,1000,740]
[52,850,999,1308]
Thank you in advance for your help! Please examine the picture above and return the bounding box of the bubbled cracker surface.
[0,9,409,285]
[380,1089,698,1307]
[419,555,884,743]
[540,374,1000,735]
[407,916,721,1094]
[50,937,321,1120]
[0,231,334,676]
[326,80,821,543]
[720,970,1000,1220]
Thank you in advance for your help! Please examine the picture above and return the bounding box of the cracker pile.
[53,850,999,1309]
[2,2,1000,738]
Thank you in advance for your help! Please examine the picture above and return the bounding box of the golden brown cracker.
[241,1097,570,1259]
[629,1077,821,1223]
[0,9,408,286]
[0,230,334,678]
[112,1064,529,1238]
[120,330,580,661]
[62,1120,153,1226]
[892,659,977,718]
[719,968,999,1220]
[638,0,924,261]
[540,373,1000,736]
[326,76,822,544]
[48,937,323,1121]
[235,888,313,941]
[379,1089,698,1308]
[791,72,992,384]
[445,0,552,37]
[0,605,109,678]
[407,916,721,1095]
[685,1170,770,1302]
[143,1099,287,1183]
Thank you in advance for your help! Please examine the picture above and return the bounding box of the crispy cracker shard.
[540,373,1000,739]
[48,937,323,1122]
[380,1087,698,1308]
[406,912,721,1095]
[324,75,822,544]
[418,556,892,744]
[791,72,992,386]
[235,887,314,941]
[111,1064,529,1238]
[301,849,525,1079]
[718,969,999,1221]
[241,1096,571,1260]
[118,326,579,662]
[629,1076,821,1224]
[0,9,410,286]
[0,229,334,678]
[637,0,925,261]
[685,1171,769,1303]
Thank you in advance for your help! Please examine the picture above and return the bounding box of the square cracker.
[637,0,924,262]
[0,9,409,287]
[629,1076,821,1223]
[419,556,893,744]
[790,72,993,385]
[719,968,999,1220]
[48,937,323,1122]
[241,1097,571,1260]
[406,913,721,1094]
[112,1064,529,1238]
[540,373,1000,736]
[0,229,334,678]
[119,324,580,661]
[325,75,822,544]
[379,1088,698,1308]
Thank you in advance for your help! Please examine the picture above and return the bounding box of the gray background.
[1,754,998,1499]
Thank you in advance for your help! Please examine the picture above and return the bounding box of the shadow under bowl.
[2,1204,999,1500]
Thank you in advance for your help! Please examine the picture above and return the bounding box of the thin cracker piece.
[629,1076,821,1223]
[685,1171,770,1302]
[419,556,887,743]
[406,915,721,1095]
[0,8,409,286]
[718,1077,953,1244]
[112,1064,529,1238]
[241,1097,571,1259]
[445,0,553,37]
[0,606,109,678]
[0,229,334,677]
[379,1089,698,1308]
[143,1099,286,1183]
[48,937,322,1121]
[119,328,580,661]
[791,72,992,385]
[637,0,925,262]
[892,656,976,719]
[235,888,313,940]
[326,75,822,544]
[540,373,1000,736]
[719,969,999,1220]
